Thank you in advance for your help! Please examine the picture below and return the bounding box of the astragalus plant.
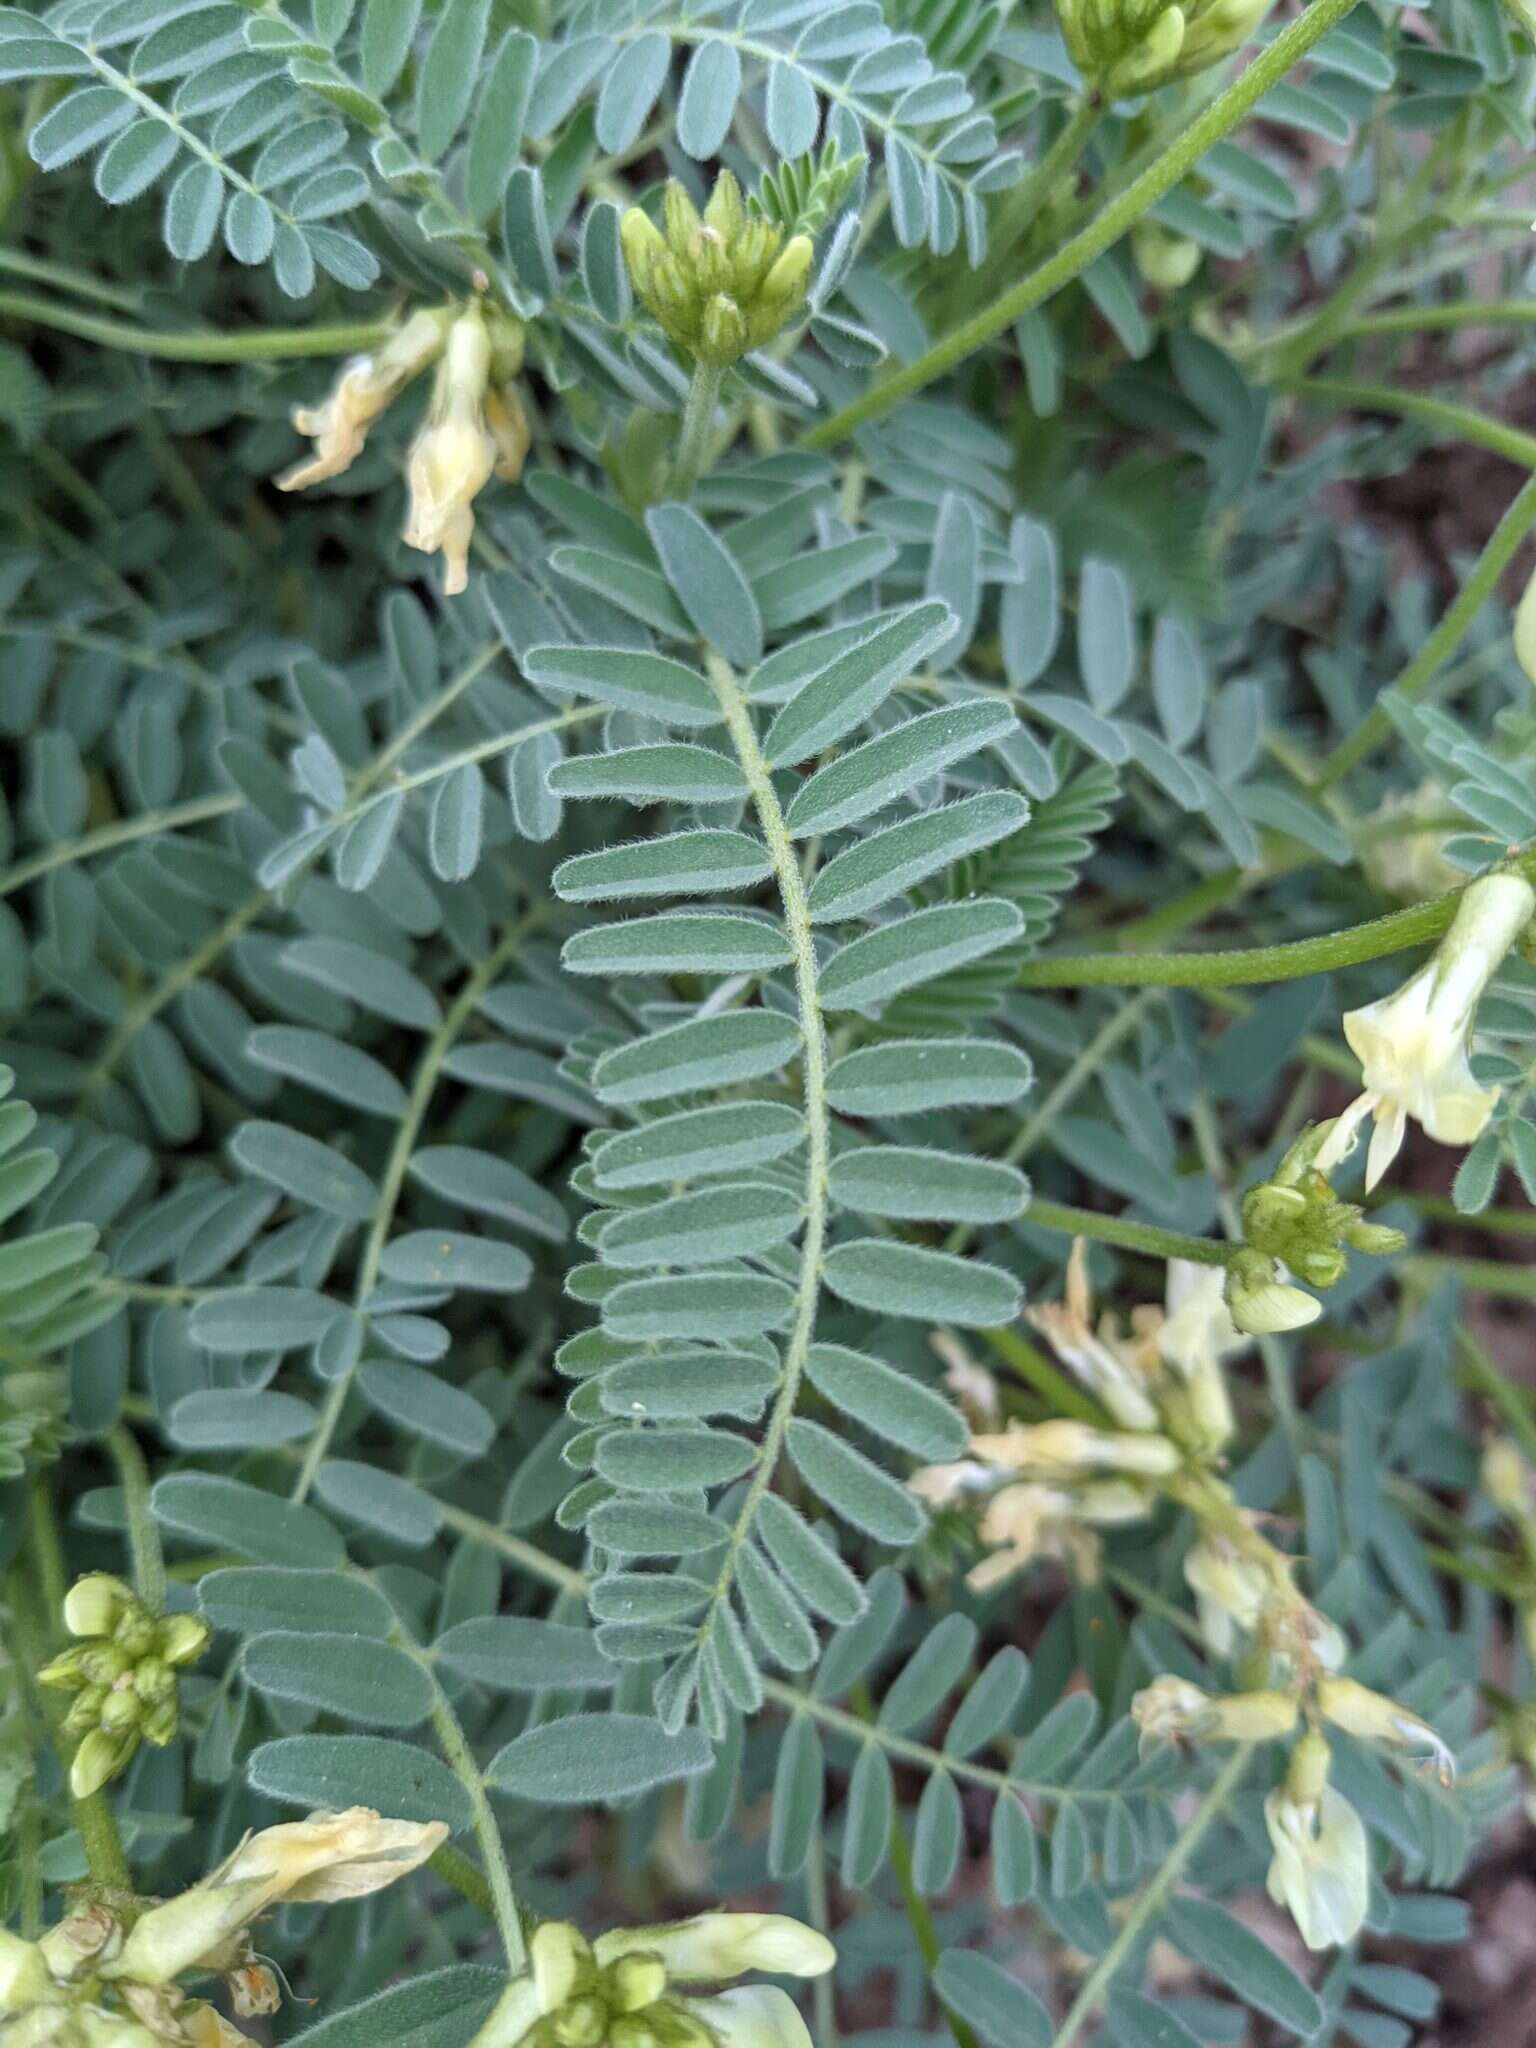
[2,0,1536,2040]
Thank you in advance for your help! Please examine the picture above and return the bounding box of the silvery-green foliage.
[3,0,1536,2041]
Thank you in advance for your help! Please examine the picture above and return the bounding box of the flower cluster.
[466,1913,835,2048]
[278,300,530,594]
[38,1576,208,1798]
[1054,0,1274,96]
[621,173,814,369]
[0,1807,444,2043]
[916,1249,1455,1951]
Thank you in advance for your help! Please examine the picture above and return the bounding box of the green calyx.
[621,171,814,368]
[1055,0,1274,94]
[38,1576,210,1797]
[1241,1124,1407,1291]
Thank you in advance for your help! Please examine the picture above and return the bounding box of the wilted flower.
[1025,1240,1161,1432]
[466,1914,833,2048]
[1183,1536,1271,1658]
[277,307,450,491]
[403,306,499,596]
[105,1809,446,1987]
[1315,871,1535,1190]
[1264,1735,1370,1951]
[969,1418,1181,1478]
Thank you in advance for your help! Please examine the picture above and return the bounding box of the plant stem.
[409,1645,528,1973]
[1340,298,1536,340]
[0,289,393,361]
[0,247,142,310]
[1052,1744,1253,2048]
[1025,1199,1230,1267]
[1016,853,1536,988]
[952,99,1102,313]
[107,1424,166,1616]
[1293,376,1536,469]
[672,360,727,496]
[801,0,1362,449]
[1314,467,1536,790]
[1457,1332,1536,1470]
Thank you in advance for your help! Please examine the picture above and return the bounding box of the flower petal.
[683,1986,816,2048]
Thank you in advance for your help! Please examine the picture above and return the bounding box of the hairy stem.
[801,0,1362,448]
[1025,1199,1230,1267]
[107,1424,166,1616]
[0,290,393,361]
[672,360,728,498]
[1016,853,1536,988]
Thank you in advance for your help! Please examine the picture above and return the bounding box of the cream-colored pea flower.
[1132,1675,1298,1752]
[970,1419,1181,1478]
[467,1914,833,2048]
[1157,1260,1246,1452]
[402,305,499,596]
[277,308,450,492]
[1263,1733,1370,1953]
[1316,871,1535,1191]
[1316,1676,1456,1785]
[105,1809,446,1987]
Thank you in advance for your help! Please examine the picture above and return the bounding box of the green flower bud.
[0,1929,51,2013]
[63,1686,107,1736]
[63,1574,133,1640]
[156,1613,211,1669]
[611,1955,668,2012]
[1224,1250,1321,1337]
[554,1998,609,2048]
[141,1696,179,1748]
[98,1687,142,1736]
[1132,221,1202,290]
[79,1645,132,1688]
[1343,1217,1407,1257]
[71,1727,135,1799]
[622,176,814,367]
[37,1645,90,1691]
[113,1610,157,1661]
[699,294,749,368]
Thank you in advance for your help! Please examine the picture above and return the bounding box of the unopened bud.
[1344,1218,1408,1257]
[157,1613,211,1668]
[554,1999,608,2048]
[0,1929,50,2012]
[1483,1438,1532,1516]
[37,1646,90,1691]
[611,1954,668,2011]
[71,1727,134,1799]
[971,1419,1181,1477]
[1519,562,1536,688]
[1225,1250,1321,1335]
[113,1611,157,1661]
[1132,221,1201,290]
[64,1574,133,1639]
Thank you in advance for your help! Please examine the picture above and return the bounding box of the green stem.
[801,0,1362,449]
[0,289,392,361]
[1314,468,1536,790]
[1016,855,1536,988]
[0,247,142,310]
[1456,1332,1536,1471]
[1292,376,1536,469]
[430,1842,497,1920]
[0,791,240,899]
[107,1424,166,1616]
[1341,298,1536,341]
[1051,1745,1254,2048]
[409,1643,528,1972]
[1025,1198,1230,1267]
[884,1809,979,2048]
[671,360,727,497]
[955,99,1102,311]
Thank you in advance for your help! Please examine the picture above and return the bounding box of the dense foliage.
[3,0,1536,2044]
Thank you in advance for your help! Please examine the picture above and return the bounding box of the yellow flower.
[1316,872,1535,1190]
[277,308,450,491]
[1315,1676,1456,1785]
[466,1915,832,2048]
[1263,1735,1369,1951]
[970,1419,1181,1478]
[403,307,499,596]
[104,1809,446,1986]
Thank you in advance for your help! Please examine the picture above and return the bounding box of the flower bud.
[64,1574,133,1639]
[63,1685,106,1736]
[0,1929,51,2012]
[157,1613,211,1669]
[1224,1250,1321,1336]
[1518,562,1536,688]
[555,1998,609,2047]
[1132,222,1202,290]
[39,1906,119,1982]
[98,1687,142,1736]
[37,1646,91,1691]
[699,294,749,369]
[1482,1437,1532,1517]
[71,1727,134,1799]
[1316,1676,1456,1785]
[594,1913,835,1980]
[1343,1218,1407,1257]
